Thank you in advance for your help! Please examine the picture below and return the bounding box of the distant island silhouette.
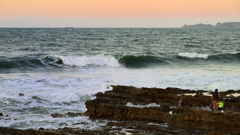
[182,22,240,28]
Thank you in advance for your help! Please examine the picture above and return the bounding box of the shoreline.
[1,85,240,134]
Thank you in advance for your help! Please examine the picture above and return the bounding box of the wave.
[0,55,121,69]
[178,53,209,59]
[44,55,169,68]
[0,57,44,69]
[117,55,169,68]
[1,52,239,70]
[0,54,169,69]
[177,52,240,62]
[208,52,240,62]
[44,55,121,67]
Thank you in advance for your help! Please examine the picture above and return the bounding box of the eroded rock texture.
[85,85,240,134]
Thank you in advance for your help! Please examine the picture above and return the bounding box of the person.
[218,99,224,112]
[211,89,220,111]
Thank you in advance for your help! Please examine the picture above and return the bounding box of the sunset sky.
[0,0,240,27]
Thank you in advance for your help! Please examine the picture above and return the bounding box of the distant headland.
[181,22,240,28]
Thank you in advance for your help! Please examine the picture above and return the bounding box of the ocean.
[0,28,240,129]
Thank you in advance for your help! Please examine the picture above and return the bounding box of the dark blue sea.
[0,28,240,129]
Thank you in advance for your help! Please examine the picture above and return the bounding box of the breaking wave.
[117,55,169,68]
[44,55,121,67]
[1,52,240,70]
[0,55,121,69]
[178,52,240,62]
[178,53,209,59]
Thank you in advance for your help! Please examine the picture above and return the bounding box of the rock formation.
[85,85,240,134]
[51,112,85,118]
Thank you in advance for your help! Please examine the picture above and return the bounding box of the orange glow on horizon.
[0,0,240,18]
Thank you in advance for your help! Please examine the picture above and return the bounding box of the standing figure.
[211,89,220,111]
[218,99,224,113]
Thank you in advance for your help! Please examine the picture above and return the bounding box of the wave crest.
[208,52,240,61]
[1,52,240,70]
[118,55,168,68]
[0,55,121,70]
[43,55,121,67]
[177,52,240,63]
[178,53,209,59]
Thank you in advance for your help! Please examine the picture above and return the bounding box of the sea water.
[0,28,240,129]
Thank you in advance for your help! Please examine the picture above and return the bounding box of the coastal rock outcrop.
[85,85,240,134]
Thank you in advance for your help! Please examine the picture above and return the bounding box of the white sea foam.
[177,92,211,97]
[177,93,196,96]
[207,82,236,92]
[1,62,240,129]
[226,93,240,97]
[178,52,209,59]
[229,52,239,54]
[201,106,212,111]
[46,55,121,67]
[202,92,212,96]
[126,102,160,108]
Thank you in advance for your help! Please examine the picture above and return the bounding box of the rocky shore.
[1,85,240,134]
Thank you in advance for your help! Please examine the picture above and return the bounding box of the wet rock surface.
[0,127,118,135]
[50,112,85,118]
[85,85,240,134]
[1,85,240,134]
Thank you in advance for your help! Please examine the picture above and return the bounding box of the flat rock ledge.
[1,85,240,135]
[85,85,240,134]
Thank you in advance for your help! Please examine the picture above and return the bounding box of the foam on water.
[1,58,240,129]
[226,93,240,97]
[0,114,107,130]
[44,55,121,67]
[202,92,212,96]
[126,102,160,108]
[178,52,209,59]
[229,52,239,54]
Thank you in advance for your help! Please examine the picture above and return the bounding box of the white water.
[126,102,160,108]
[1,55,240,129]
[178,52,209,59]
[43,55,121,67]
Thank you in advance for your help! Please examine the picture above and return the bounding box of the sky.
[0,0,240,28]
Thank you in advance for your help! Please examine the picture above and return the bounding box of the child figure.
[218,99,224,113]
